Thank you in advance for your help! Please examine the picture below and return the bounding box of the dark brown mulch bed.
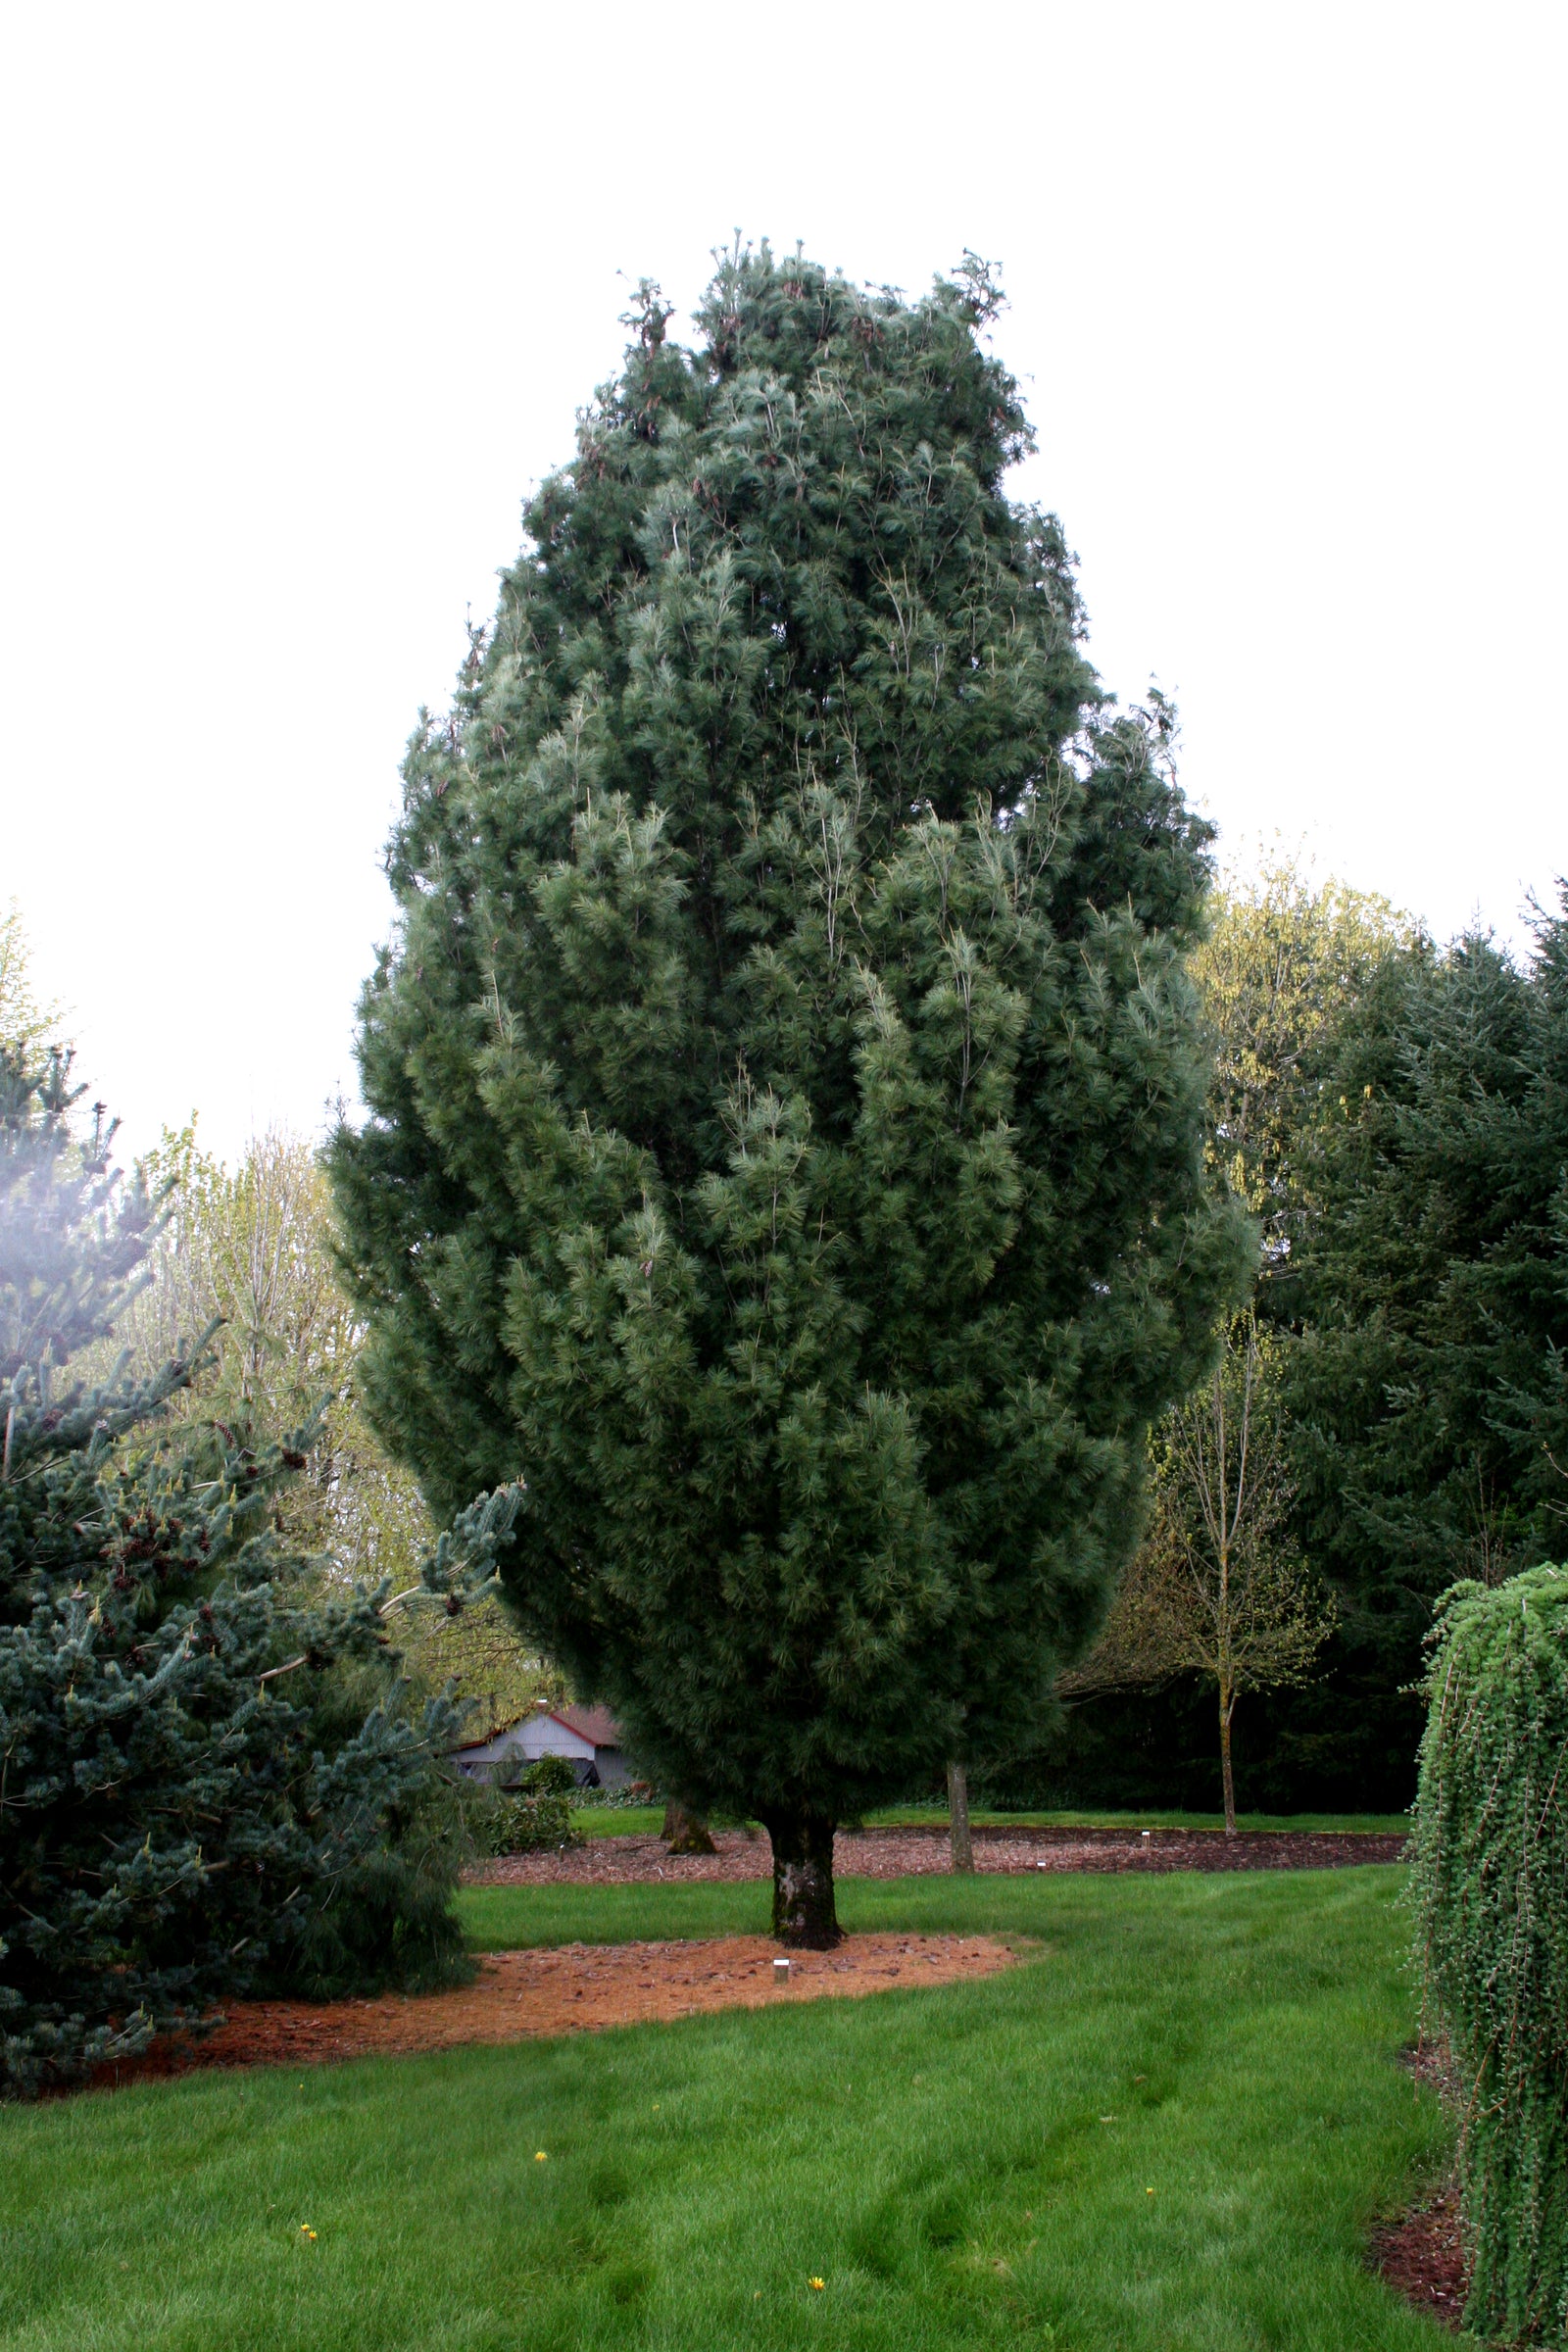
[467,1823,1407,1887]
[1370,2186,1471,2333]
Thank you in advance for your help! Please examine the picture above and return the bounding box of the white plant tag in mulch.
[90,1935,1019,2089]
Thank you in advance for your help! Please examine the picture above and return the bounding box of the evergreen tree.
[1267,894,1568,1795]
[331,246,1248,1942]
[0,1044,510,2094]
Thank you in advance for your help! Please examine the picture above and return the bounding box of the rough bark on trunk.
[1219,1686,1237,1836]
[760,1808,840,1946]
[947,1760,974,1873]
[661,1801,717,1855]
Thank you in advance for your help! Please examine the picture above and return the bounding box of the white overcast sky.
[2,2,1563,1165]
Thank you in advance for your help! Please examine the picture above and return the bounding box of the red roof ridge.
[554,1701,622,1747]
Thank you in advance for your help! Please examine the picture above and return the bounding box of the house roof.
[451,1701,623,1757]
[555,1703,622,1750]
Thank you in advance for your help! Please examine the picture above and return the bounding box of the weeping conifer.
[1412,1565,1568,2341]
[331,246,1248,1943]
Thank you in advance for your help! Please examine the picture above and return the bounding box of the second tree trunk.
[1219,1686,1238,1837]
[661,1800,717,1855]
[948,1760,974,1873]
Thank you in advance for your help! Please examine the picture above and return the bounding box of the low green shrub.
[506,1753,577,1798]
[487,1793,574,1854]
[471,1758,582,1855]
[1411,1564,1568,2343]
[571,1777,657,1811]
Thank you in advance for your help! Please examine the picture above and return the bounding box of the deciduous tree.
[1193,851,1412,1267]
[0,906,65,1061]
[117,1123,554,1730]
[1034,858,1414,1811]
[1062,1314,1335,1830]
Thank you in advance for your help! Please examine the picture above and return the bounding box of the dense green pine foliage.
[0,1045,504,2095]
[1015,894,1568,1813]
[331,247,1248,1934]
[1412,1565,1568,2343]
[1271,897,1568,1799]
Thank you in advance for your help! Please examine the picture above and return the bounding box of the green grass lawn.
[455,1862,1407,1954]
[570,1803,671,1838]
[0,1868,1449,2351]
[572,1804,1410,1838]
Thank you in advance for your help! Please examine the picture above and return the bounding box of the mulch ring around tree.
[1369,2187,1471,2333]
[86,1936,1019,2092]
[467,1824,1407,1887]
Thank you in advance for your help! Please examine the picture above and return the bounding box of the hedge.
[1411,1564,1568,2342]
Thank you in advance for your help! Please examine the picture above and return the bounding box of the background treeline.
[107,852,1568,1817]
[1011,858,1568,1812]
[9,850,1562,1849]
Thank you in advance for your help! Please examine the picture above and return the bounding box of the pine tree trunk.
[947,1760,974,1873]
[661,1801,716,1855]
[1219,1688,1238,1838]
[760,1807,840,1947]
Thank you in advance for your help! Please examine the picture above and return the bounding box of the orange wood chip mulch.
[97,1935,1018,2088]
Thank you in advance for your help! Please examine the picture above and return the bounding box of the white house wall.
[521,1721,595,1763]
[451,1713,634,1788]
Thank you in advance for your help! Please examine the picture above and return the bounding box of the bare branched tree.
[1061,1313,1336,1832]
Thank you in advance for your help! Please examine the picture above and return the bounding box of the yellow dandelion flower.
[808,2277,825,2290]
[535,2150,548,2162]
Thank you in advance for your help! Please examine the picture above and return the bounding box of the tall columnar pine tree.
[0,1042,513,2094]
[331,248,1250,1942]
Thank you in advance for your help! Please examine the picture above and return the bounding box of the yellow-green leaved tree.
[1194,849,1414,1267]
[118,1124,553,1730]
